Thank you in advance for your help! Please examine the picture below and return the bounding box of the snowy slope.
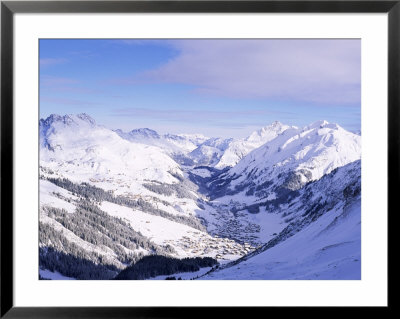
[202,199,360,279]
[40,114,183,187]
[200,160,361,279]
[99,200,249,260]
[40,179,77,214]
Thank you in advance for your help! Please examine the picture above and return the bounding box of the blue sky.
[39,39,361,138]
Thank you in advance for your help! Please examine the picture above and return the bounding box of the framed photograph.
[1,0,395,316]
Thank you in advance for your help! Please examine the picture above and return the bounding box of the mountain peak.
[76,113,96,125]
[246,121,290,143]
[270,120,283,127]
[306,120,330,130]
[129,128,160,139]
[40,113,96,127]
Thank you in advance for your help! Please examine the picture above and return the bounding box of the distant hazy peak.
[129,128,161,139]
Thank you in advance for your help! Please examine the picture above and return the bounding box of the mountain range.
[39,113,361,280]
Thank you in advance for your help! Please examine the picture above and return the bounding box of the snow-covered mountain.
[39,113,361,280]
[185,121,292,169]
[207,120,361,203]
[214,121,293,168]
[114,121,295,169]
[187,137,233,166]
[201,160,361,279]
[114,127,208,157]
[40,113,183,186]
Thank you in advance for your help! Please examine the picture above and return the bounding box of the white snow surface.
[245,207,287,243]
[201,198,361,280]
[100,201,205,249]
[40,179,77,213]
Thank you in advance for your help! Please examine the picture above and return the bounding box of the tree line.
[114,255,218,280]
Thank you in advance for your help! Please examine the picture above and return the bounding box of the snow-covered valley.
[39,113,361,280]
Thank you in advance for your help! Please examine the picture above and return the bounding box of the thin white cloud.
[137,39,360,105]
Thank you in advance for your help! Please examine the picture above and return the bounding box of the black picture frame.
[1,0,395,317]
